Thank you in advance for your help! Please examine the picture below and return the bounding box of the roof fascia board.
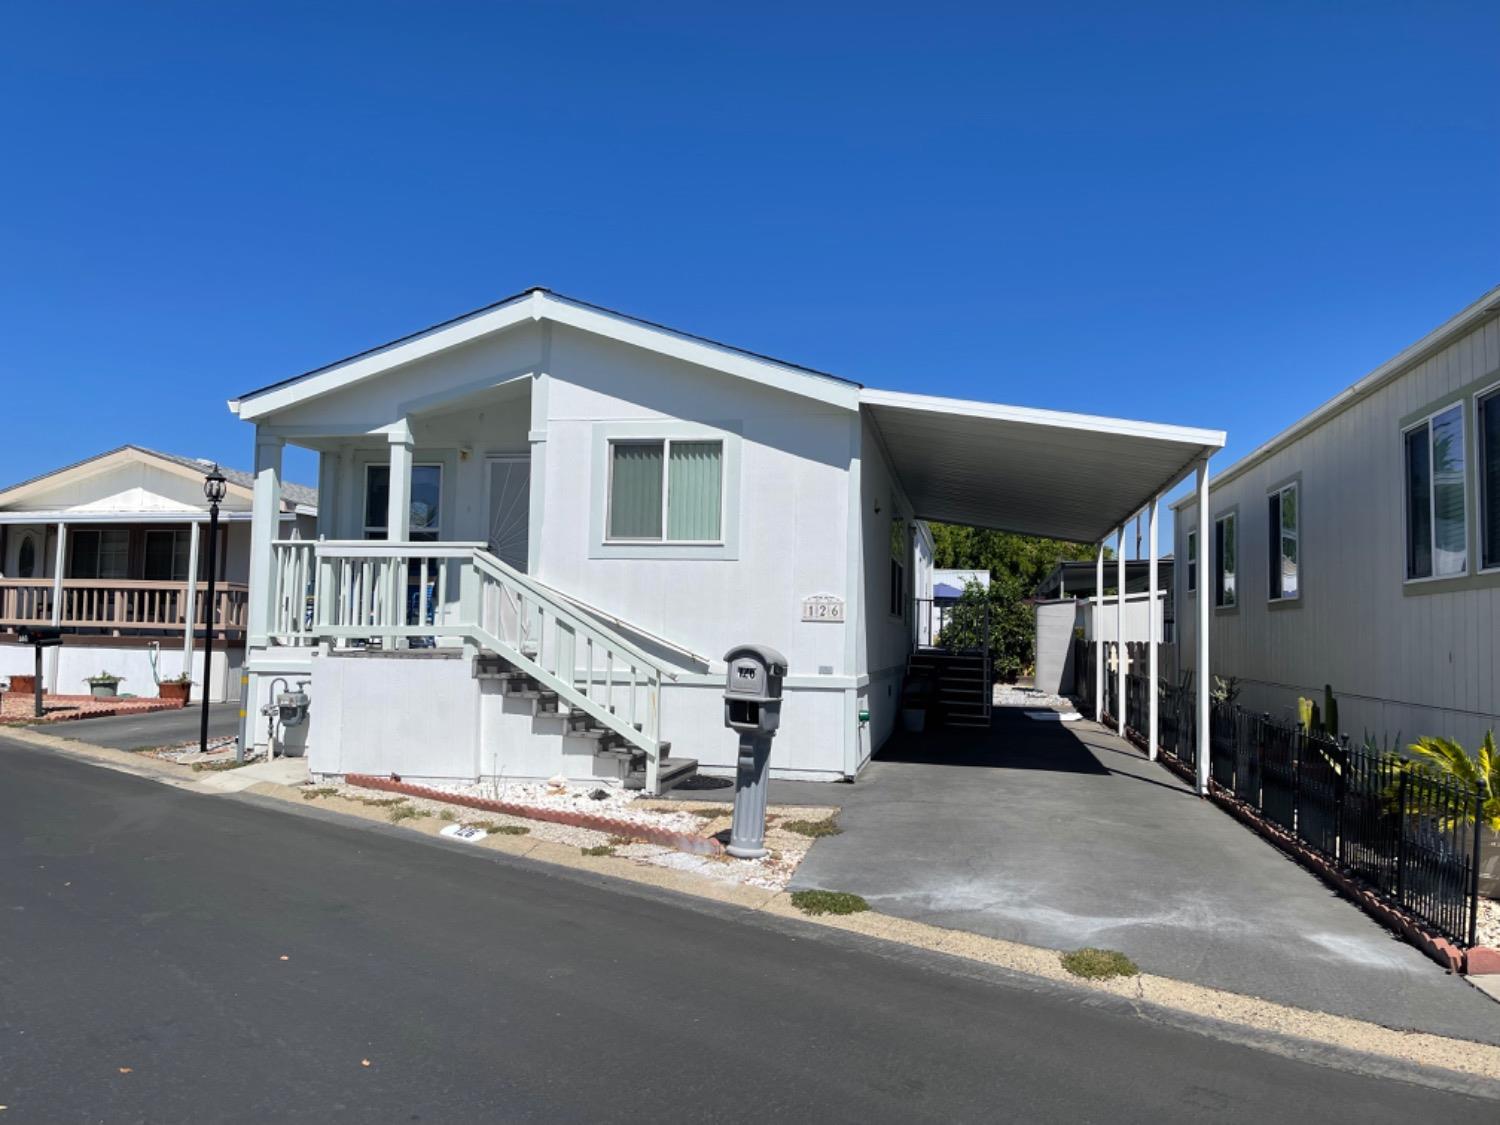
[1176,284,1500,507]
[859,388,1226,450]
[233,290,861,422]
[0,447,254,509]
[233,295,540,421]
[539,294,860,411]
[0,510,263,525]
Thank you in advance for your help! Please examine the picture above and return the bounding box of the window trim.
[1185,528,1197,594]
[1402,404,1469,585]
[588,421,742,562]
[363,461,445,541]
[1477,379,1500,575]
[1267,479,1300,603]
[1213,508,1238,611]
[603,437,726,546]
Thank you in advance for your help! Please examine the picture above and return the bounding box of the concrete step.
[623,753,695,792]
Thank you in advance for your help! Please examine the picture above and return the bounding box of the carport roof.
[861,389,1223,545]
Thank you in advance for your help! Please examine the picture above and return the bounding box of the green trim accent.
[1397,363,1500,430]
[1401,568,1500,597]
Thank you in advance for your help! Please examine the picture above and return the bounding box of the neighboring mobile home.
[0,446,316,701]
[1174,285,1500,748]
[231,288,1223,790]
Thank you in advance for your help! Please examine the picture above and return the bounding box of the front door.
[485,454,531,572]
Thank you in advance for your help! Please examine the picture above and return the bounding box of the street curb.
[0,723,199,784]
[343,774,725,856]
[10,724,1500,1086]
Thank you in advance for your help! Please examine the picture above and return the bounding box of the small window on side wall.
[1480,387,1500,572]
[1185,530,1197,593]
[1404,405,1466,579]
[1268,483,1298,600]
[1214,513,1236,608]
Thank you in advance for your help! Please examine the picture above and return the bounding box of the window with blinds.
[607,439,723,542]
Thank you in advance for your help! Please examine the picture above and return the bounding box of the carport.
[860,389,1224,791]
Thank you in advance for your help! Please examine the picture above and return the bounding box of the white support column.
[182,520,201,675]
[387,424,414,543]
[1115,525,1126,736]
[387,423,414,646]
[1147,494,1160,761]
[47,522,66,692]
[247,430,284,649]
[1093,542,1105,722]
[316,448,341,540]
[1195,455,1212,795]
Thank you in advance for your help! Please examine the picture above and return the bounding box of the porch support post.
[1093,541,1104,722]
[47,522,66,692]
[387,423,414,647]
[182,519,201,676]
[1195,455,1211,795]
[1147,494,1159,760]
[247,430,284,649]
[1115,524,1126,736]
[316,448,341,539]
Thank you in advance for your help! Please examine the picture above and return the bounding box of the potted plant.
[86,671,124,699]
[158,673,192,704]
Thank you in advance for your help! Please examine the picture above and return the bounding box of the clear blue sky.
[2,2,1495,549]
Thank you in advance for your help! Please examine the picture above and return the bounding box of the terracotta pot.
[8,674,38,696]
[159,681,191,704]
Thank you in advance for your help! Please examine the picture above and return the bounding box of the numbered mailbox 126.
[723,644,788,735]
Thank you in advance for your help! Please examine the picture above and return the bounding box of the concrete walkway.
[775,708,1500,1044]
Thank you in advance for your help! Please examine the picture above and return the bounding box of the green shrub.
[789,889,869,916]
[1060,948,1139,980]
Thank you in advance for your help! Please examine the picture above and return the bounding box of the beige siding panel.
[1178,310,1500,747]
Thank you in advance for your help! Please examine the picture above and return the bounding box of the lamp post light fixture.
[200,464,227,756]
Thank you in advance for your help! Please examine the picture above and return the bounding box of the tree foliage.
[928,524,1100,681]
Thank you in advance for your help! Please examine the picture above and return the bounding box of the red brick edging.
[344,774,724,857]
[1108,718,1500,975]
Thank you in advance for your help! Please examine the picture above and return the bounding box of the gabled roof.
[230,287,863,420]
[0,445,317,510]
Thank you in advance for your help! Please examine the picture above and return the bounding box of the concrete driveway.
[786,707,1500,1043]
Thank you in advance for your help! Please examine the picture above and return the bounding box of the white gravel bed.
[993,684,1074,711]
[1477,897,1500,949]
[414,777,705,835]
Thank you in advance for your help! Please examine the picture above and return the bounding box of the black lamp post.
[200,464,227,755]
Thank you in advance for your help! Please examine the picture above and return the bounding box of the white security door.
[486,455,531,572]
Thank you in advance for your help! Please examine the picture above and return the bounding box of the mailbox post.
[722,643,788,859]
[17,626,62,719]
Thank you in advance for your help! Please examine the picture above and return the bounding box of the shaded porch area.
[781,707,1500,1042]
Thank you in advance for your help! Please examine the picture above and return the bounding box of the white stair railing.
[265,540,676,791]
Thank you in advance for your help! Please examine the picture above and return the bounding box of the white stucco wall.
[0,642,239,702]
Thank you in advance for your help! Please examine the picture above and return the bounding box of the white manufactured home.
[1174,285,1500,748]
[0,446,315,701]
[231,289,1223,791]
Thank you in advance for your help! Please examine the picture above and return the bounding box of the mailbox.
[17,626,62,647]
[722,643,788,859]
[723,643,787,735]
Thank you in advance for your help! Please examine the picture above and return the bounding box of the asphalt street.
[1,736,1493,1122]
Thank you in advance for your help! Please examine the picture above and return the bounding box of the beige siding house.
[1174,285,1500,748]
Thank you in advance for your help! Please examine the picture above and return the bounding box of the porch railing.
[0,578,248,636]
[267,540,675,789]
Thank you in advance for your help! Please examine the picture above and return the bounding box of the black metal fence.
[1069,643,1486,947]
[1179,699,1484,946]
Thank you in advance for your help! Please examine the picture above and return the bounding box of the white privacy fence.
[267,540,673,789]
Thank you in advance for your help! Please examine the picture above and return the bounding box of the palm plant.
[1404,731,1499,831]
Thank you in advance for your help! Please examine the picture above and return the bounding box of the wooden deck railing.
[0,579,249,635]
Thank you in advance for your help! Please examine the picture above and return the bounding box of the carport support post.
[1195,456,1211,795]
[1093,542,1104,722]
[1147,494,1159,761]
[1115,525,1125,736]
